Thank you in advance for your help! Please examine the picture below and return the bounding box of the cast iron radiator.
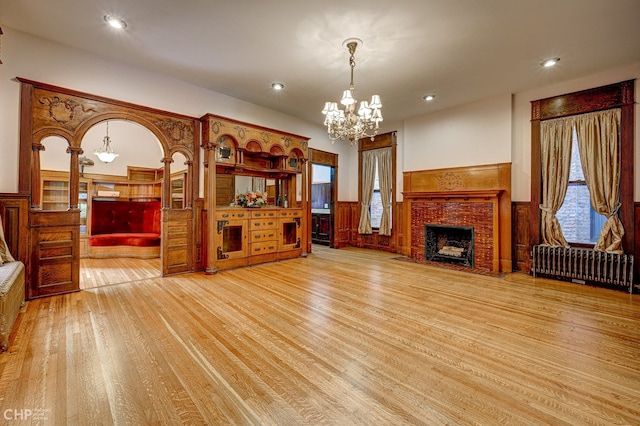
[531,245,635,293]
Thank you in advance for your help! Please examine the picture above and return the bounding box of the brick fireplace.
[402,163,512,273]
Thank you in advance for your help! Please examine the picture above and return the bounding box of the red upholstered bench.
[88,200,161,258]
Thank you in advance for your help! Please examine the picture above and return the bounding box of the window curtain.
[377,147,393,236]
[540,116,573,247]
[358,150,376,234]
[252,177,265,194]
[574,109,624,253]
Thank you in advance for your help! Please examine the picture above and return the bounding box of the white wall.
[1,27,639,205]
[403,94,512,173]
[0,28,352,198]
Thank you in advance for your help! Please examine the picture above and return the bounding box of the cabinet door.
[218,219,247,260]
[278,218,301,251]
[318,215,331,241]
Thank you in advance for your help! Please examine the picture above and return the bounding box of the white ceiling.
[2,0,640,125]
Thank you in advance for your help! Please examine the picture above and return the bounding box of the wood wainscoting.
[512,202,531,272]
[334,201,404,252]
[0,193,29,268]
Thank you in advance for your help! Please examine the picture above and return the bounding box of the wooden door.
[161,208,194,276]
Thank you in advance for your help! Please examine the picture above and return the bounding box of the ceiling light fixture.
[541,57,560,68]
[423,94,436,102]
[94,121,119,163]
[322,38,382,145]
[104,14,127,30]
[271,82,284,90]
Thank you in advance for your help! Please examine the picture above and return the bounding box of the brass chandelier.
[322,38,382,145]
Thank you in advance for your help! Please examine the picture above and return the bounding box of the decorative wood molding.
[531,79,635,120]
[17,78,201,297]
[201,113,309,158]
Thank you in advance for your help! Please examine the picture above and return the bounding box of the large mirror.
[216,175,289,207]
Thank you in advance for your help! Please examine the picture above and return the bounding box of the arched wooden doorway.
[17,78,199,299]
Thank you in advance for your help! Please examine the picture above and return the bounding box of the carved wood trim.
[17,78,201,297]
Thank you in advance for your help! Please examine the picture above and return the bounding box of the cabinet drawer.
[251,210,277,218]
[250,241,277,255]
[250,230,277,243]
[250,218,277,230]
[216,210,248,220]
[279,209,302,218]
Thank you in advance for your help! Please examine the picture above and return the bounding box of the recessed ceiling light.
[423,94,436,102]
[104,15,127,30]
[541,57,560,68]
[271,82,284,90]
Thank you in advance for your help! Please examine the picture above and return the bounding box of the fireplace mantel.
[402,163,511,272]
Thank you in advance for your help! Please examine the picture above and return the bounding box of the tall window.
[370,162,390,230]
[530,80,633,255]
[556,131,606,244]
[358,132,396,237]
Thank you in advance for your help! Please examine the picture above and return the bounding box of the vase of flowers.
[234,190,267,208]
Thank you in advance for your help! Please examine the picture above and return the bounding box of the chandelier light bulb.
[321,38,382,145]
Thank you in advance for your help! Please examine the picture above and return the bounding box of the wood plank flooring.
[80,257,160,289]
[1,246,639,425]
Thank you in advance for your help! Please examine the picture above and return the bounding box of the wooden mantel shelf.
[403,190,502,201]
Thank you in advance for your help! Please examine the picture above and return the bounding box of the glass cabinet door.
[218,219,247,260]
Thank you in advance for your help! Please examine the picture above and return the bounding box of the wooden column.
[204,143,218,274]
[300,158,309,257]
[161,157,173,209]
[30,143,45,210]
[66,146,82,210]
[184,160,193,209]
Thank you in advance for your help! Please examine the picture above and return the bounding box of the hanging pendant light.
[94,121,119,163]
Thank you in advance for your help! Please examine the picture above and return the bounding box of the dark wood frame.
[309,149,339,250]
[357,131,398,252]
[529,80,635,257]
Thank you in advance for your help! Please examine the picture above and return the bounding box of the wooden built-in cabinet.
[311,212,332,245]
[215,208,302,270]
[201,113,310,273]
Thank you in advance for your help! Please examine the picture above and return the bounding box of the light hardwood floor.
[80,257,161,290]
[1,246,639,425]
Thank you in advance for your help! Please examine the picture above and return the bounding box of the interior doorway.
[76,119,165,289]
[309,149,339,249]
[311,164,334,246]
